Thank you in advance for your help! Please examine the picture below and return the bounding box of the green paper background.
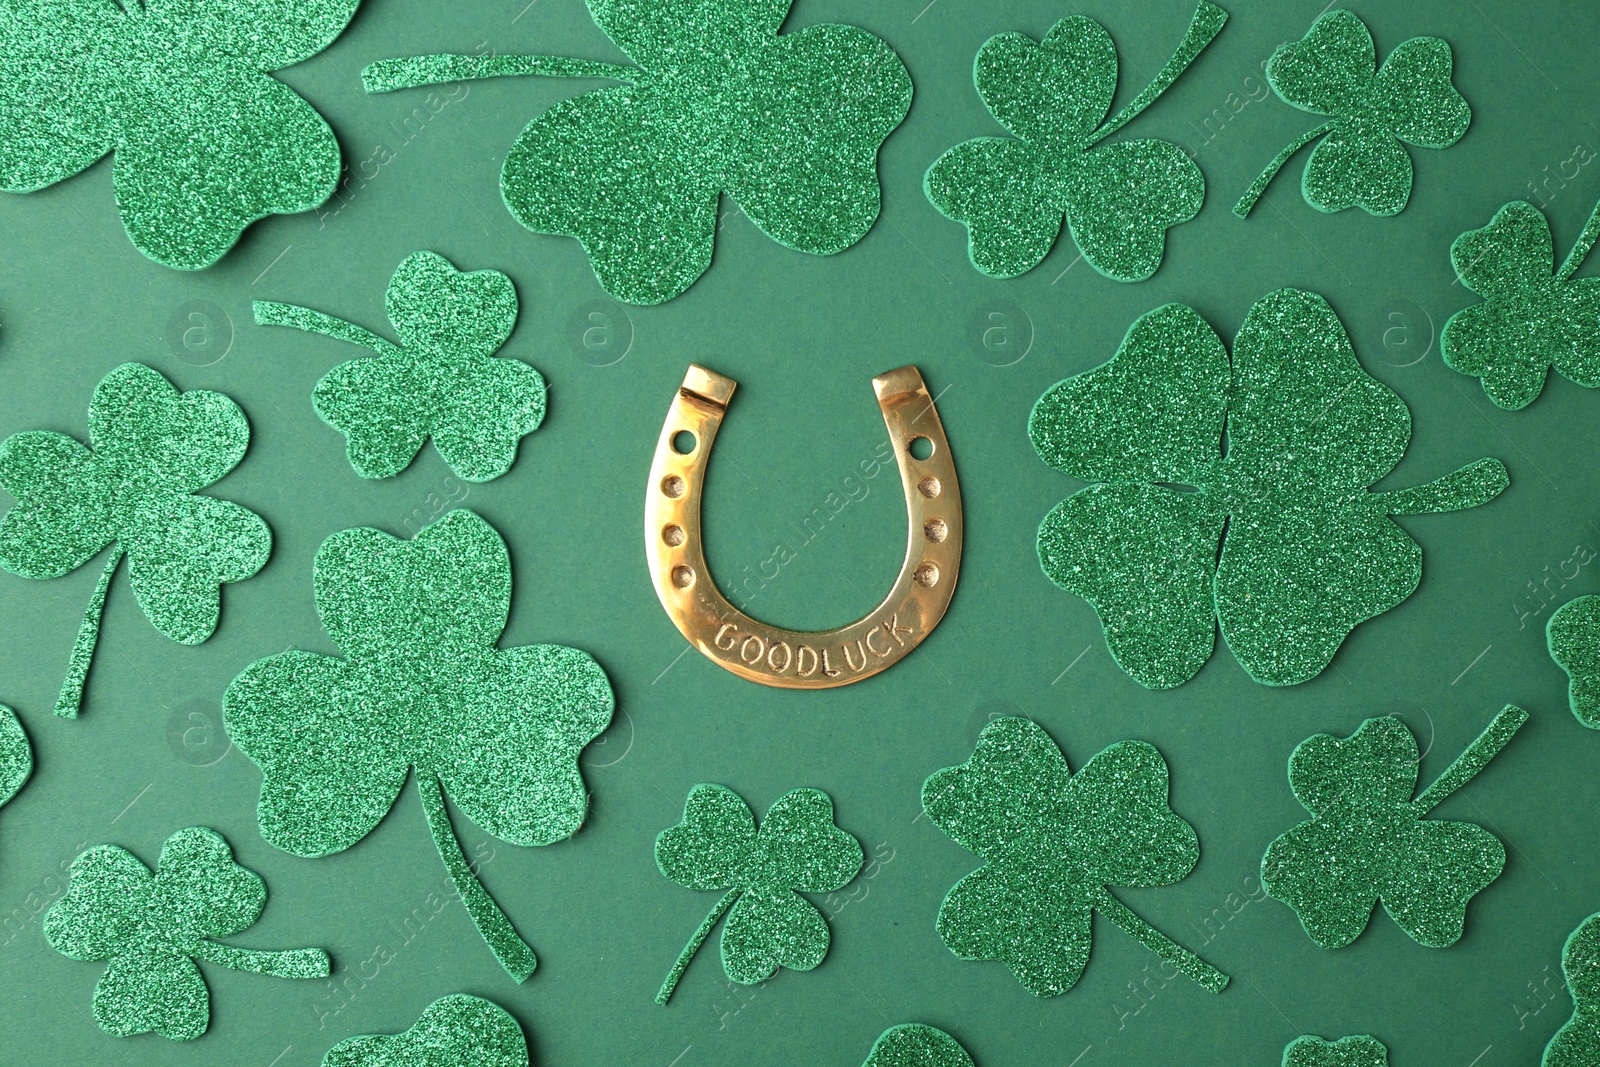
[0,1,1595,1063]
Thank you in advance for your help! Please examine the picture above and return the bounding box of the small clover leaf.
[921,716,1226,996]
[1029,288,1508,689]
[321,994,528,1067]
[1442,199,1600,408]
[0,704,31,820]
[1235,10,1469,217]
[654,784,862,1004]
[362,1,912,305]
[0,0,359,268]
[1283,1035,1389,1067]
[862,1024,976,1067]
[43,826,328,1041]
[1261,706,1526,948]
[1545,912,1600,1067]
[924,2,1226,281]
[224,509,613,982]
[1549,595,1600,728]
[0,363,270,716]
[255,251,547,481]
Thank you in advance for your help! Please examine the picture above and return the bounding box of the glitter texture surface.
[1029,288,1509,689]
[1234,10,1469,217]
[1544,912,1600,1066]
[1548,595,1600,727]
[255,251,546,481]
[364,0,912,305]
[920,716,1227,997]
[861,1024,976,1067]
[924,2,1225,282]
[0,0,359,268]
[1283,1035,1389,1067]
[654,784,862,1003]
[223,509,613,981]
[0,704,31,817]
[1442,199,1600,409]
[0,362,270,716]
[1260,706,1526,949]
[320,994,528,1067]
[43,826,329,1041]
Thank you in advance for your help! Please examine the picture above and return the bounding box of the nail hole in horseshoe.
[661,475,685,498]
[924,518,948,544]
[908,435,934,460]
[671,565,695,589]
[672,430,697,455]
[913,562,940,587]
[663,524,686,547]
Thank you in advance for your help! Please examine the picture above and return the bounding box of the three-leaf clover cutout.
[1442,198,1600,409]
[255,250,547,481]
[224,509,614,982]
[921,716,1227,996]
[1235,10,1469,218]
[1029,288,1509,689]
[44,826,329,1041]
[0,0,360,268]
[654,784,863,1004]
[1550,595,1600,728]
[0,704,31,833]
[0,363,271,717]
[1283,1035,1389,1067]
[1545,912,1600,1067]
[321,995,529,1067]
[862,1025,976,1067]
[924,2,1227,282]
[362,0,912,305]
[1261,706,1526,948]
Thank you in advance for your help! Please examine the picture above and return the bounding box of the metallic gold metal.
[646,364,962,688]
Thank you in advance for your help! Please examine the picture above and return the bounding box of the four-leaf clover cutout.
[224,509,614,981]
[1283,1035,1389,1067]
[0,363,270,717]
[922,716,1227,996]
[654,784,863,1004]
[0,704,31,838]
[44,826,329,1041]
[1235,10,1469,217]
[1545,912,1600,1067]
[924,2,1226,281]
[0,0,360,267]
[1549,595,1600,728]
[1030,288,1508,689]
[321,995,529,1067]
[862,1025,976,1067]
[1262,706,1526,948]
[255,250,547,481]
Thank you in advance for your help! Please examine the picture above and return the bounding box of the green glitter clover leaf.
[924,2,1226,282]
[1261,705,1526,949]
[0,704,31,822]
[0,0,359,268]
[254,251,547,481]
[1283,1035,1389,1067]
[360,0,912,305]
[921,716,1227,997]
[1234,10,1469,218]
[654,784,863,1005]
[223,509,613,983]
[1545,912,1600,1066]
[1442,197,1600,409]
[43,826,329,1041]
[862,1024,976,1067]
[1029,288,1509,689]
[321,994,528,1067]
[1549,595,1600,728]
[0,363,271,718]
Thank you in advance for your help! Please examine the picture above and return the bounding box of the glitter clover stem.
[189,940,331,979]
[361,54,637,94]
[416,772,537,983]
[1089,1,1229,146]
[1233,120,1337,218]
[1093,888,1229,993]
[1556,194,1600,281]
[1412,704,1528,816]
[1375,458,1510,516]
[54,547,124,718]
[252,301,399,356]
[656,887,741,1006]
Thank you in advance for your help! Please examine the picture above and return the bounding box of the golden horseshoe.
[646,364,962,689]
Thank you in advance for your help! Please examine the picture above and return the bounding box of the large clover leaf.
[1546,912,1600,1067]
[255,250,547,481]
[1029,288,1508,689]
[921,716,1226,996]
[321,995,528,1067]
[362,0,912,305]
[1549,595,1600,728]
[224,508,614,981]
[1284,1035,1389,1067]
[924,2,1226,281]
[0,0,358,268]
[1235,10,1469,217]
[1261,706,1525,949]
[0,363,270,716]
[654,784,862,1004]
[1442,199,1600,409]
[43,826,328,1041]
[862,1025,975,1067]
